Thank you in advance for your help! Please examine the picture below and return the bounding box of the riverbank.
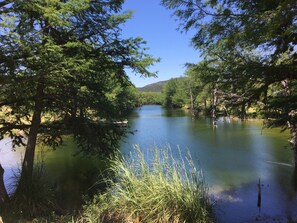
[1,145,214,223]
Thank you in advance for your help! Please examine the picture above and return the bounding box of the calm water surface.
[1,105,296,222]
[121,105,297,223]
[0,137,105,209]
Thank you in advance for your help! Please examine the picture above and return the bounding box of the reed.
[2,160,58,220]
[79,145,213,223]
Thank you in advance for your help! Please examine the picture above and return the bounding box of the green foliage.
[162,0,296,55]
[264,81,297,130]
[137,91,164,105]
[187,66,211,110]
[0,0,158,155]
[163,78,188,108]
[78,145,213,223]
[0,0,159,215]
[162,0,297,133]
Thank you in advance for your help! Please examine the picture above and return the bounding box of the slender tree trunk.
[223,105,230,122]
[294,145,297,170]
[189,87,195,116]
[289,121,297,168]
[18,25,48,187]
[70,92,79,122]
[281,79,297,167]
[263,84,268,106]
[17,95,43,189]
[240,102,246,121]
[79,106,85,120]
[70,101,78,125]
[291,125,297,168]
[0,164,9,205]
[211,83,218,128]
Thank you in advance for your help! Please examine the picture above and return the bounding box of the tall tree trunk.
[189,87,195,116]
[294,145,297,170]
[0,164,9,205]
[240,102,246,121]
[211,83,218,128]
[17,24,49,187]
[263,84,268,106]
[17,95,43,189]
[222,105,230,122]
[288,121,297,168]
[204,97,207,115]
[282,79,297,167]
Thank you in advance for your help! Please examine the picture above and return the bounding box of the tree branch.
[177,0,244,17]
[0,123,30,133]
[0,0,13,8]
[0,96,35,107]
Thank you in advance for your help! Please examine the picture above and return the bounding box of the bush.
[79,145,213,223]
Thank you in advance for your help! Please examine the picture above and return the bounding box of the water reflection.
[0,141,105,209]
[0,138,24,194]
[121,105,297,223]
[1,105,297,221]
[257,178,262,213]
[292,168,297,193]
[162,107,187,117]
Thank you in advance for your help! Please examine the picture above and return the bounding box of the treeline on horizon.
[137,73,261,119]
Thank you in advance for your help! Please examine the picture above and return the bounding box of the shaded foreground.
[78,145,213,223]
[0,145,213,223]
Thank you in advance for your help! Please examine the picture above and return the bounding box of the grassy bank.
[78,145,213,223]
[1,145,213,223]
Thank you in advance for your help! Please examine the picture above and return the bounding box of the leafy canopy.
[0,0,158,153]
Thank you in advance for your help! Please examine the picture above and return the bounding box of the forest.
[0,0,296,222]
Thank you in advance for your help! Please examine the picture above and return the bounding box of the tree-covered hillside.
[138,80,168,92]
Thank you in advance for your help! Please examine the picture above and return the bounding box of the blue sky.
[121,0,201,87]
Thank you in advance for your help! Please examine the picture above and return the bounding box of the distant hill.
[138,80,168,92]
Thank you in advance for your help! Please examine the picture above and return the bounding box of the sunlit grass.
[78,145,213,223]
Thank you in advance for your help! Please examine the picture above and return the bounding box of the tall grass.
[79,145,213,223]
[1,160,59,221]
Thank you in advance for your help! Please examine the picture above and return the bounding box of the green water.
[0,137,108,210]
[121,105,297,223]
[1,105,296,222]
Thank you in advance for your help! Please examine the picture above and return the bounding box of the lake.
[0,105,297,222]
[121,105,297,223]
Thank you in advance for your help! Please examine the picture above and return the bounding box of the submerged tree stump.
[0,164,9,205]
